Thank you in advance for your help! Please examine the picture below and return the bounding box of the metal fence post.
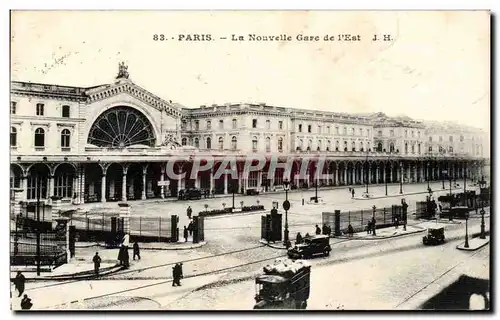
[361,210,363,225]
[159,217,161,242]
[384,208,386,224]
[102,213,104,232]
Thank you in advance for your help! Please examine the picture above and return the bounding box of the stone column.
[335,168,339,186]
[51,196,62,219]
[389,166,393,183]
[344,169,347,185]
[20,176,28,201]
[48,175,55,199]
[375,166,379,184]
[257,171,263,191]
[368,167,371,184]
[160,164,165,199]
[141,166,147,200]
[360,168,364,184]
[195,176,200,189]
[11,188,23,219]
[118,203,131,235]
[121,169,127,202]
[79,168,85,204]
[210,169,214,194]
[224,173,228,194]
[101,174,107,203]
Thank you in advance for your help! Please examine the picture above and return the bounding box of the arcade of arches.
[10,159,483,204]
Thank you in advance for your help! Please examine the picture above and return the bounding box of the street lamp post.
[442,169,446,190]
[480,197,486,239]
[427,162,430,191]
[399,162,403,194]
[232,183,235,209]
[464,212,470,248]
[372,205,376,236]
[283,180,290,248]
[365,151,369,194]
[315,181,318,203]
[36,174,41,276]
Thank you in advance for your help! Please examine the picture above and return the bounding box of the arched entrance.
[127,163,144,200]
[27,163,50,200]
[10,164,23,189]
[85,163,103,203]
[106,163,123,201]
[54,163,76,199]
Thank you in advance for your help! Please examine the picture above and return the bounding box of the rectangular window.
[10,102,16,114]
[232,119,237,129]
[36,103,44,116]
[318,125,321,134]
[279,121,283,130]
[298,124,302,132]
[219,120,224,129]
[252,119,257,128]
[248,172,258,188]
[327,126,331,134]
[195,120,199,130]
[266,120,271,130]
[62,105,70,118]
[308,125,312,133]
[207,121,211,130]
[335,127,339,134]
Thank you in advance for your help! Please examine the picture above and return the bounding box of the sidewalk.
[75,239,207,251]
[342,225,425,240]
[10,262,122,281]
[457,236,490,251]
[353,187,463,200]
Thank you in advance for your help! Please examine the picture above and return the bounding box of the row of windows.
[181,136,285,152]
[10,127,71,148]
[378,129,422,138]
[10,102,71,118]
[189,118,285,131]
[429,135,465,142]
[298,124,371,137]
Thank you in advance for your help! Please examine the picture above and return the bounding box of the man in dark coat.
[347,224,354,237]
[14,271,26,297]
[296,232,303,244]
[351,189,355,198]
[315,225,321,235]
[133,241,141,261]
[183,226,189,242]
[186,206,192,219]
[322,224,328,235]
[188,221,194,236]
[172,263,183,286]
[93,252,101,275]
[20,294,32,310]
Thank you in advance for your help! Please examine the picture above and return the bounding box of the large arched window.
[307,139,312,151]
[317,140,322,151]
[219,137,224,150]
[377,142,383,152]
[411,144,415,154]
[181,137,187,146]
[87,106,156,148]
[367,142,371,151]
[61,129,71,148]
[34,128,45,147]
[231,136,237,150]
[351,141,356,151]
[232,119,237,129]
[265,137,271,152]
[252,136,258,152]
[10,127,17,147]
[418,143,421,154]
[389,142,395,153]
[405,143,408,154]
[360,141,364,152]
[327,140,331,151]
[278,137,283,152]
[194,137,200,148]
[206,137,212,149]
[335,140,340,151]
[344,141,348,151]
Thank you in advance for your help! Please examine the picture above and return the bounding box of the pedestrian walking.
[188,221,194,236]
[326,225,332,237]
[183,226,189,242]
[315,225,321,235]
[367,221,372,234]
[394,217,399,229]
[92,252,101,275]
[351,189,355,198]
[347,224,354,237]
[133,241,141,261]
[186,206,192,219]
[322,224,328,235]
[123,246,130,268]
[296,232,303,244]
[172,263,183,287]
[20,294,32,310]
[13,271,26,297]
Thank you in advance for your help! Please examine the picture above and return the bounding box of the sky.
[10,11,490,130]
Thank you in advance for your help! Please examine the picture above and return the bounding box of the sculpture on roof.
[116,62,129,79]
[160,134,181,149]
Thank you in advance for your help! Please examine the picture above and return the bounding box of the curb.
[456,238,490,251]
[205,210,267,220]
[353,187,462,200]
[13,264,124,281]
[259,239,288,250]
[335,228,426,241]
[75,241,207,251]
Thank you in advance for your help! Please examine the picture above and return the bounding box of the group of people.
[315,224,332,236]
[183,221,194,242]
[13,271,32,310]
[92,240,141,275]
[348,187,356,198]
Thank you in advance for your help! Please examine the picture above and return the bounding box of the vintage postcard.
[9,10,490,311]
